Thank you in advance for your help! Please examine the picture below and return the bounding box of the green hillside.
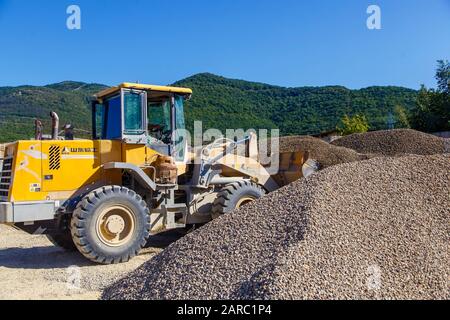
[175,73,418,135]
[0,81,107,142]
[0,74,418,143]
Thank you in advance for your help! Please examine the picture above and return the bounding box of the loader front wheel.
[212,181,265,219]
[71,186,151,264]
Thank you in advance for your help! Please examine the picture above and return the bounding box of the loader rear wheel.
[71,186,151,264]
[212,181,265,219]
[46,232,77,251]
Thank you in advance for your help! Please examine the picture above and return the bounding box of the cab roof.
[94,82,193,99]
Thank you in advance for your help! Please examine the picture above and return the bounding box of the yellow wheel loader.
[0,83,314,264]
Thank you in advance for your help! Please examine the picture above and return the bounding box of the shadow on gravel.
[0,246,93,269]
[145,228,189,249]
[0,229,187,270]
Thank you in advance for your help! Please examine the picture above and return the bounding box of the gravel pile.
[331,129,449,156]
[264,136,372,168]
[102,154,449,300]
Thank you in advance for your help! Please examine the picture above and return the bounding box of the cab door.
[122,89,148,144]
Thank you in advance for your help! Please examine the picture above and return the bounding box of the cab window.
[148,99,172,144]
[93,102,104,139]
[173,95,187,161]
[104,95,122,140]
[124,92,145,135]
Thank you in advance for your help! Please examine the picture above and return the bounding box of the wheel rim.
[96,205,136,247]
[236,197,255,209]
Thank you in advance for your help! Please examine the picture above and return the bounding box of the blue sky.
[0,0,449,89]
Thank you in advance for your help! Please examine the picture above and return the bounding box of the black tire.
[46,232,77,251]
[212,181,265,219]
[71,185,151,264]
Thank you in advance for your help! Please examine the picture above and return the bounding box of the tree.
[337,114,370,136]
[394,105,410,128]
[410,60,450,132]
[436,60,450,94]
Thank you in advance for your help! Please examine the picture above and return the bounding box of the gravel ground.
[0,225,185,300]
[103,154,449,300]
[331,129,449,156]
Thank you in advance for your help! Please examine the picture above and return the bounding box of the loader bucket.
[271,150,316,187]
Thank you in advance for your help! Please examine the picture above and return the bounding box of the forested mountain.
[175,73,418,135]
[0,74,418,142]
[0,81,107,142]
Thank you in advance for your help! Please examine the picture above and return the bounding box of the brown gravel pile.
[264,136,372,168]
[102,154,449,300]
[331,129,448,156]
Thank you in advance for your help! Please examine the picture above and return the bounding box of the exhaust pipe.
[34,119,43,140]
[50,112,59,140]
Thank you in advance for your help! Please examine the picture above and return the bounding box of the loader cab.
[92,83,192,161]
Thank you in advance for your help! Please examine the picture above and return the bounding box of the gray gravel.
[275,135,373,168]
[331,129,448,156]
[102,154,449,300]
